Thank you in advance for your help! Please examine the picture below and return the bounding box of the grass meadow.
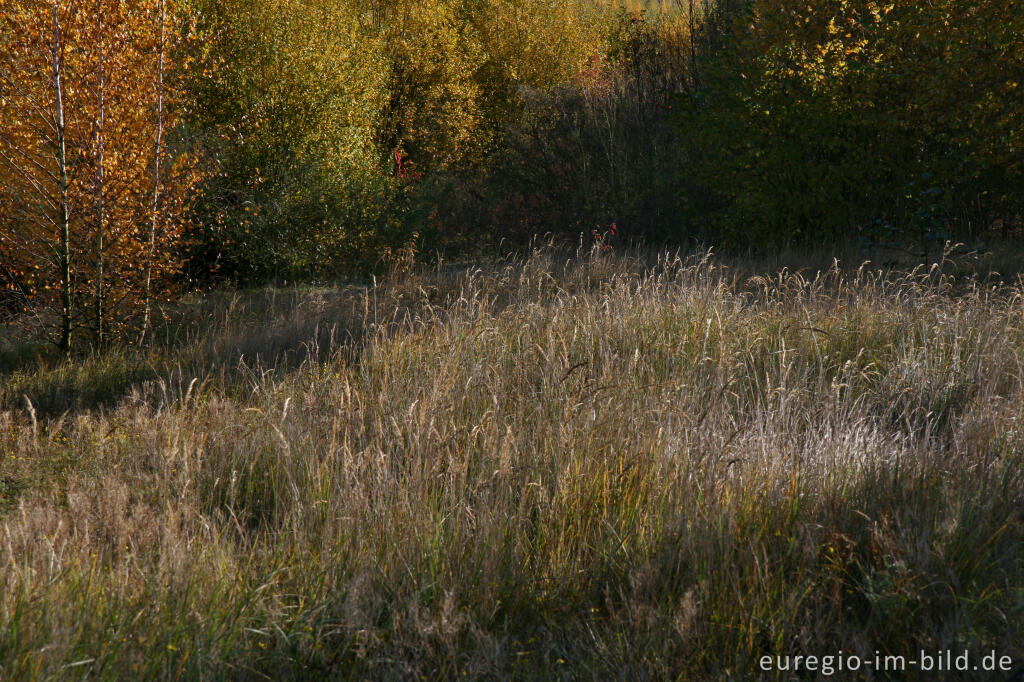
[1,245,1022,679]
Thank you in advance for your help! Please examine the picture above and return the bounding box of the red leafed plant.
[393,148,423,182]
[592,222,618,252]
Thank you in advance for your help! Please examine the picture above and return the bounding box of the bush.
[439,7,693,250]
[184,0,398,281]
[677,0,1024,253]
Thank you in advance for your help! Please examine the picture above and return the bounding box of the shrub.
[184,0,396,281]
[677,0,1024,253]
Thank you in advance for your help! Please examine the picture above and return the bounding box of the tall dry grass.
[1,245,1022,679]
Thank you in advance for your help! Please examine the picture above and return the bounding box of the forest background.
[2,0,1021,354]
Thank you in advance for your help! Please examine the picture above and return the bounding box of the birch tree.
[0,0,198,352]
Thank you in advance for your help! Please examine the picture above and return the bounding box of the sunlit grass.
[0,246,1021,679]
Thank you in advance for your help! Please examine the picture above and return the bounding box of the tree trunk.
[94,0,106,348]
[52,1,72,358]
[687,0,700,92]
[141,0,166,345]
